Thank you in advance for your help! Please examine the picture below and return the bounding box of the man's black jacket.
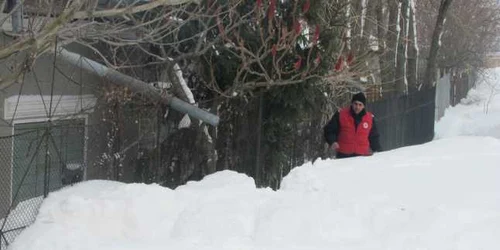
[323,108,382,152]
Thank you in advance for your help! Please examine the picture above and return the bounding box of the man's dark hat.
[351,92,366,106]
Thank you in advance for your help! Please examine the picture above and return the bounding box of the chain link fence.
[0,120,86,249]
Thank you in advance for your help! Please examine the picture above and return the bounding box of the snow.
[8,70,500,250]
[435,68,500,139]
[8,136,500,250]
[178,114,192,129]
[369,34,379,51]
[173,63,195,105]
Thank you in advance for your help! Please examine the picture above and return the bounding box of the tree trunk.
[346,0,352,51]
[360,0,368,38]
[423,0,454,87]
[395,0,410,95]
[407,0,418,92]
[376,0,387,52]
[364,0,378,50]
[376,0,387,90]
[381,0,400,95]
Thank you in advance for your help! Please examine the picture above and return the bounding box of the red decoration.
[268,0,276,20]
[294,57,302,70]
[294,20,302,35]
[313,24,320,45]
[272,44,277,57]
[334,56,343,71]
[302,0,310,14]
[257,0,262,8]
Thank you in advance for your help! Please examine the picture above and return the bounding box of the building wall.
[0,33,106,218]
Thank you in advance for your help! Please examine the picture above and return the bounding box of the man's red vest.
[337,108,373,155]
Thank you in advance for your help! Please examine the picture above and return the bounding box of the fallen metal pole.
[57,48,219,126]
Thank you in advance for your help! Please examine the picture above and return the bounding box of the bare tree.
[417,0,500,71]
[439,0,500,69]
[407,0,418,91]
[380,0,399,95]
[423,0,454,87]
[0,0,365,97]
[395,0,410,94]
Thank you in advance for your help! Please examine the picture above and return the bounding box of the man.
[323,92,382,158]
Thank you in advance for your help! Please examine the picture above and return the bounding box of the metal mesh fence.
[370,86,436,151]
[451,71,477,106]
[0,120,86,249]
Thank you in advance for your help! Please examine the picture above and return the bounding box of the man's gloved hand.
[331,142,339,150]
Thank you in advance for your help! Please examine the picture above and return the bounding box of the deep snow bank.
[9,136,500,250]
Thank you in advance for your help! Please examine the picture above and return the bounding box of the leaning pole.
[57,48,219,126]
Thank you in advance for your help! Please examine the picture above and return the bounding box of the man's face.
[351,101,365,114]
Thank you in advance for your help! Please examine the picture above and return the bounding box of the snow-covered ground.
[435,69,500,139]
[8,69,500,250]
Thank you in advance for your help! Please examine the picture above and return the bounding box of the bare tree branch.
[73,0,201,19]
